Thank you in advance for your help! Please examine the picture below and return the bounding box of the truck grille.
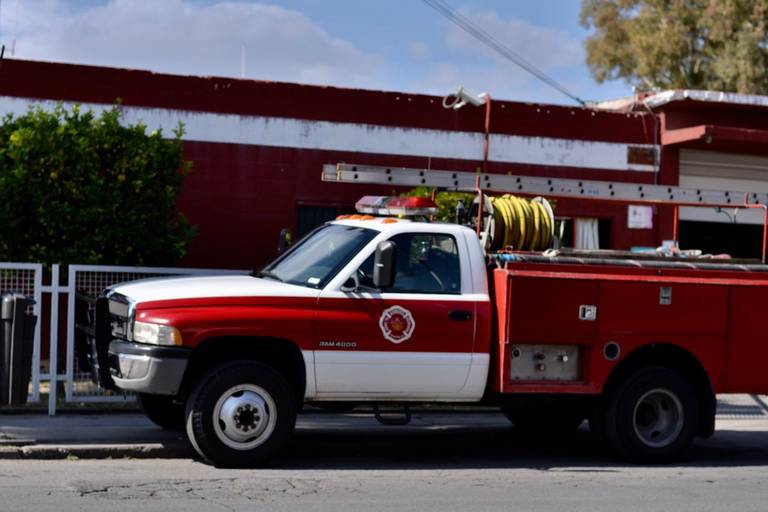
[74,291,135,390]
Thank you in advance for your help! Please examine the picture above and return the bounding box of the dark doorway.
[296,204,355,239]
[678,220,763,259]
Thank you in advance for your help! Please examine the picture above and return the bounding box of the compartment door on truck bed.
[314,231,480,398]
[497,272,599,392]
[723,285,768,394]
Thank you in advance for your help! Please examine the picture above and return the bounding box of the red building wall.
[0,59,668,269]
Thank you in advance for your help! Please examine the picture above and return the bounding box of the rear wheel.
[185,361,297,467]
[603,367,698,463]
[138,393,185,431]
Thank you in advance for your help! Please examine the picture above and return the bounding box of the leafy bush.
[0,104,196,266]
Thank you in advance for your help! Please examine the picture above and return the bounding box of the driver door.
[314,232,477,398]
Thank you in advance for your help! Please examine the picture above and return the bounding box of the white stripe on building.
[0,96,656,173]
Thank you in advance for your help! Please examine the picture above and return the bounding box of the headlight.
[132,321,183,346]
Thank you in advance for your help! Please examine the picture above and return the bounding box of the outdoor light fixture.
[442,85,489,110]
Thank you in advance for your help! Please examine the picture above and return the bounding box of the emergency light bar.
[355,196,439,216]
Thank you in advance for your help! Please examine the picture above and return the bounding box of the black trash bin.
[0,293,36,406]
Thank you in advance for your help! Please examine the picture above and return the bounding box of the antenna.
[10,0,17,56]
[240,44,245,78]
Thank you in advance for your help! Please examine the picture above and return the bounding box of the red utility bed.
[493,259,768,396]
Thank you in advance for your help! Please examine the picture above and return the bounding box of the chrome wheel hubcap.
[632,388,684,448]
[213,384,277,450]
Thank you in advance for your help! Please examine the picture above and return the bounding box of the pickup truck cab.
[95,214,764,467]
[102,218,493,465]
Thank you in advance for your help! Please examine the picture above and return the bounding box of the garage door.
[680,149,768,225]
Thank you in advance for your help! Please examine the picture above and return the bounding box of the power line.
[422,0,585,105]
[421,0,586,106]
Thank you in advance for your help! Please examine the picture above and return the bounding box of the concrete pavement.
[0,412,188,459]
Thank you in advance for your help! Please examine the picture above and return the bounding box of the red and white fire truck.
[87,164,768,467]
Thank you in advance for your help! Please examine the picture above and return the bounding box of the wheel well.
[180,337,306,406]
[602,343,716,438]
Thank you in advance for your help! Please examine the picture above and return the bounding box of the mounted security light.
[442,85,488,110]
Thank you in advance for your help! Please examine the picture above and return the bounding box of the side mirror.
[373,241,396,289]
[277,228,293,254]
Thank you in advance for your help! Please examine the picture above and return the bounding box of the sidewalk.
[0,395,766,460]
[0,413,190,459]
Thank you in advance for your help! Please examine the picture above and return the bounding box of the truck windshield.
[258,224,377,289]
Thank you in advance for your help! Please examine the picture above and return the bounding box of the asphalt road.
[1,413,767,512]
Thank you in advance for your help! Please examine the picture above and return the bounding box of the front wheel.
[185,361,297,467]
[603,367,699,463]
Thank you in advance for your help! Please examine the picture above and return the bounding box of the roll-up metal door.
[679,149,768,225]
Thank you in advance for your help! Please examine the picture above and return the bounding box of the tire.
[603,367,699,463]
[502,400,586,435]
[185,361,297,468]
[138,393,185,431]
[588,399,608,444]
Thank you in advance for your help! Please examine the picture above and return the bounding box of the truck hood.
[110,274,319,304]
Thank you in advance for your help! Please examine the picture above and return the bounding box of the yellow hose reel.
[477,194,555,252]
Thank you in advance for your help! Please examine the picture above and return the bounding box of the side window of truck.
[357,233,461,294]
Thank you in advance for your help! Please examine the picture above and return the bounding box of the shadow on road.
[257,416,768,470]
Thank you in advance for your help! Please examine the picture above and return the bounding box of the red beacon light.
[355,196,439,217]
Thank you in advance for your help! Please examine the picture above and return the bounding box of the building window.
[559,218,612,250]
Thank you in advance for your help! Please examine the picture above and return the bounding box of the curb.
[0,443,192,460]
[0,408,142,415]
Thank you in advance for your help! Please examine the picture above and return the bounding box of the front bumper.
[108,341,191,396]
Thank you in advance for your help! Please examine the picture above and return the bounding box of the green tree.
[0,104,196,266]
[580,0,768,94]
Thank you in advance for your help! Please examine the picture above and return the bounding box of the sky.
[0,0,634,106]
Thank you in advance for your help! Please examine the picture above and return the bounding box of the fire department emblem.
[379,305,415,344]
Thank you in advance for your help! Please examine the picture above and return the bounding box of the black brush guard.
[74,293,116,390]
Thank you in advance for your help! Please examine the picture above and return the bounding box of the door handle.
[449,310,472,322]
